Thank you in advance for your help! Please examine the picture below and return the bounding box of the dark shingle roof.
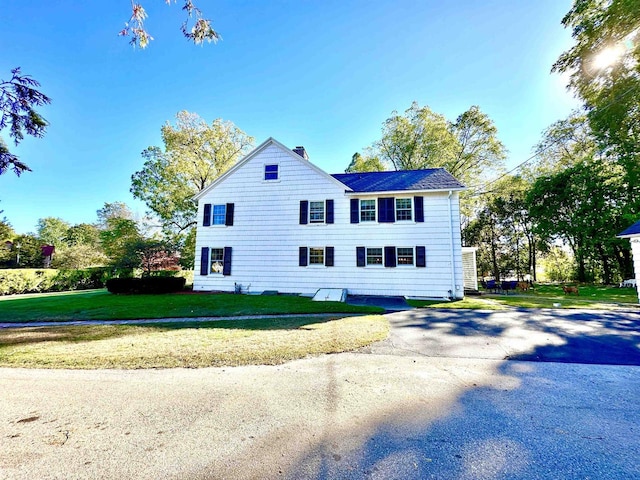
[618,220,640,237]
[331,168,465,193]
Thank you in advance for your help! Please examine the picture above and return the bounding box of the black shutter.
[414,196,424,223]
[299,200,308,225]
[378,198,395,223]
[416,246,426,267]
[200,247,209,275]
[225,203,235,226]
[326,200,334,224]
[299,247,308,266]
[203,204,212,226]
[350,199,359,224]
[356,246,366,267]
[384,246,397,267]
[325,246,334,266]
[222,247,232,276]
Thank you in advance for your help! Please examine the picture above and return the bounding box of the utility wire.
[467,81,638,197]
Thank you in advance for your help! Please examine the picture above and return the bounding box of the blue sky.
[1,0,579,234]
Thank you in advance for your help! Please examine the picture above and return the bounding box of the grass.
[488,284,639,309]
[409,284,638,310]
[0,315,389,369]
[0,289,382,323]
[406,297,507,310]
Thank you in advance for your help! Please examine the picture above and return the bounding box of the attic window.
[264,164,279,181]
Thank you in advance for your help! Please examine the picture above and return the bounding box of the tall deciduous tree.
[553,0,640,222]
[36,217,71,247]
[372,102,458,172]
[345,152,385,173]
[0,68,51,176]
[360,102,506,186]
[131,111,254,234]
[97,202,134,229]
[450,105,507,183]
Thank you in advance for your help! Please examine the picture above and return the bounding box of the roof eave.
[343,187,466,196]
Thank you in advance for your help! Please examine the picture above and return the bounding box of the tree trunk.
[596,243,612,285]
[491,229,500,282]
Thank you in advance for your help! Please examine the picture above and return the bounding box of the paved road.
[369,307,640,366]
[2,308,640,479]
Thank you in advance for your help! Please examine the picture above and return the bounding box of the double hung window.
[395,198,412,221]
[210,248,224,273]
[360,200,376,222]
[397,247,414,265]
[309,202,325,223]
[212,205,226,225]
[366,247,383,265]
[309,248,325,265]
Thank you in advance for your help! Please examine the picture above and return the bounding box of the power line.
[467,82,638,197]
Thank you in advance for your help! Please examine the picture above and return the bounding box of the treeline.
[0,201,191,276]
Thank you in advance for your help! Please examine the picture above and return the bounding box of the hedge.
[0,269,193,296]
[106,276,186,294]
[0,268,112,296]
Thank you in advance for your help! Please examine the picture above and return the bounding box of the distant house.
[193,137,466,299]
[618,220,640,302]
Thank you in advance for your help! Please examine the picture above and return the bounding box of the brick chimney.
[292,146,308,160]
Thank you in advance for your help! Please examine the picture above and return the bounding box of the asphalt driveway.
[2,307,640,479]
[369,307,640,366]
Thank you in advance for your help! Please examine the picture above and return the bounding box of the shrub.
[106,276,186,294]
[0,268,111,295]
[52,268,111,292]
[0,269,58,295]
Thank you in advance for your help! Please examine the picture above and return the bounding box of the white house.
[193,137,466,299]
[618,220,640,302]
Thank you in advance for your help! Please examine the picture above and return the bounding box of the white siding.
[194,142,465,298]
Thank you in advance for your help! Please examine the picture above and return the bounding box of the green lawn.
[408,284,638,310]
[0,289,382,323]
[0,315,389,369]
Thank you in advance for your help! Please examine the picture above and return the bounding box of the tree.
[371,102,458,172]
[528,112,596,177]
[117,238,180,276]
[449,106,507,183]
[361,102,506,187]
[0,68,51,176]
[100,217,142,263]
[527,158,628,283]
[96,202,134,229]
[131,111,254,234]
[553,0,640,222]
[36,217,71,247]
[345,152,385,173]
[10,234,43,268]
[120,1,219,48]
[0,218,16,267]
[64,223,101,247]
[52,244,109,270]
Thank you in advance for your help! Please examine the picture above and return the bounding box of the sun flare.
[593,45,625,69]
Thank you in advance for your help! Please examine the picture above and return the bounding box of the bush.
[52,268,111,292]
[106,276,186,294]
[0,269,57,295]
[0,268,112,295]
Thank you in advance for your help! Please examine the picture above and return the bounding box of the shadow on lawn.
[0,315,352,348]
